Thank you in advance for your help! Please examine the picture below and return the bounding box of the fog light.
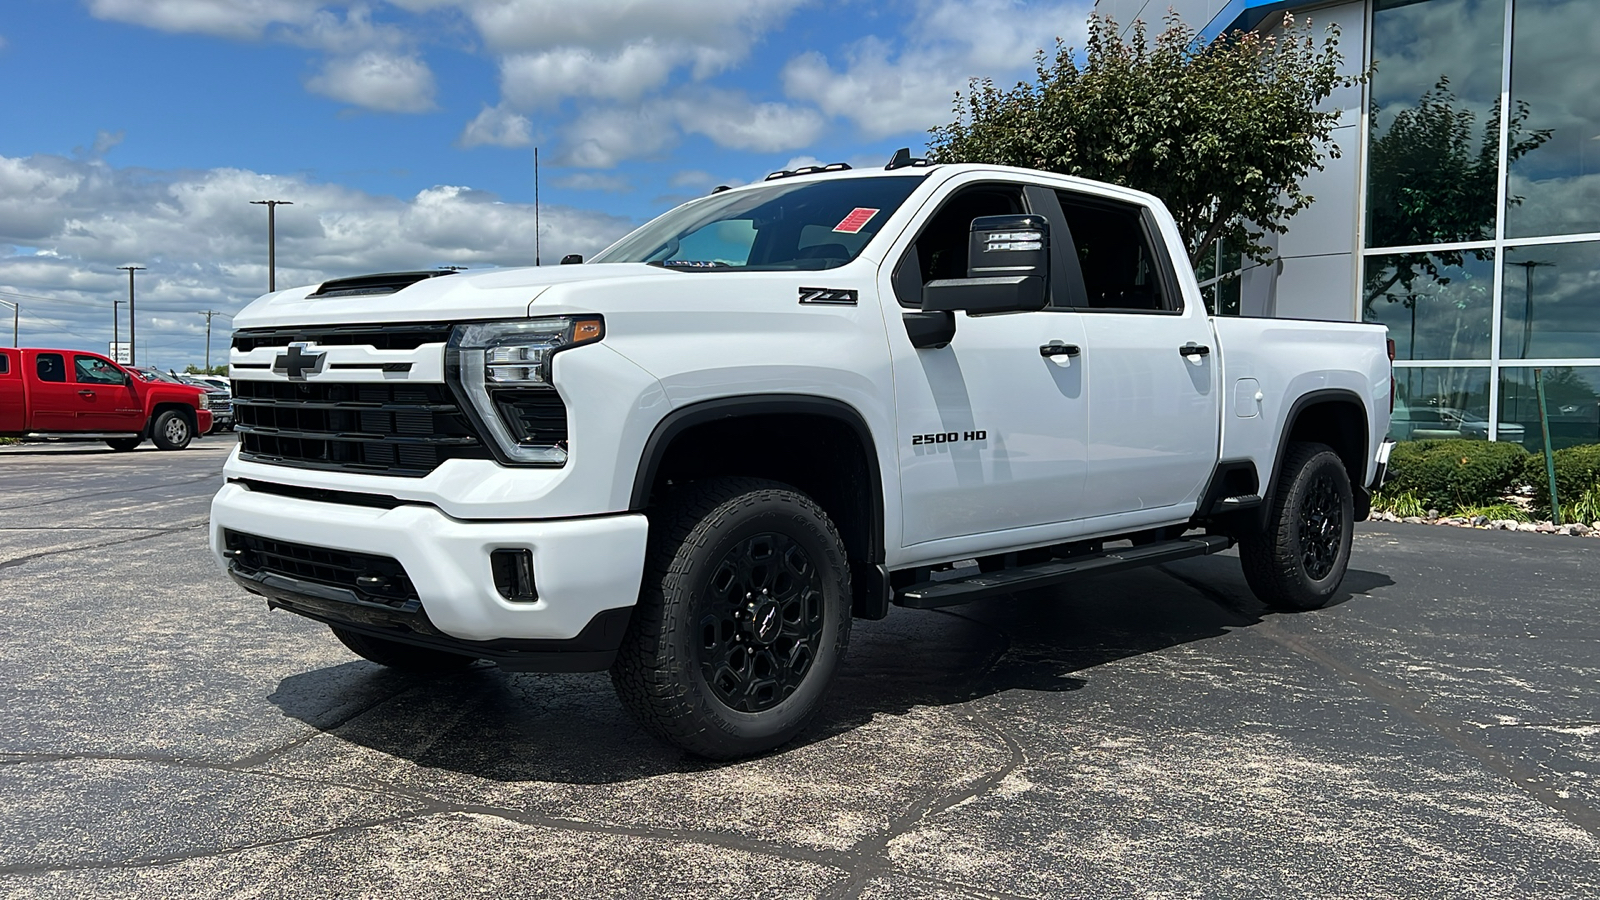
[491,549,538,602]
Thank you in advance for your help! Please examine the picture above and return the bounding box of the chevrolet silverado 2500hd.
[211,156,1393,759]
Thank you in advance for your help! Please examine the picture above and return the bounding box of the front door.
[71,353,144,431]
[881,179,1090,548]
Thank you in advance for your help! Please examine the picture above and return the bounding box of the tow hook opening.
[491,549,538,603]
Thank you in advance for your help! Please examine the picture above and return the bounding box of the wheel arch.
[630,394,889,616]
[150,402,198,436]
[1265,389,1369,518]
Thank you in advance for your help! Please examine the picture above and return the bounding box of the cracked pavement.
[0,441,1597,898]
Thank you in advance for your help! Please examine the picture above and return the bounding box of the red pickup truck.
[0,348,213,450]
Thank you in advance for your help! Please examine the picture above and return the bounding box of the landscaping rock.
[1426,509,1440,519]
[1516,522,1539,532]
[1470,515,1489,526]
[1491,519,1518,530]
[1536,523,1558,533]
[1401,516,1424,524]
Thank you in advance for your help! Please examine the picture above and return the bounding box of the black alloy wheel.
[1297,470,1344,581]
[611,476,851,760]
[1239,442,1354,611]
[696,531,826,713]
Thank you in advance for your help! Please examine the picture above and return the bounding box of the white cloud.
[558,105,678,168]
[306,50,437,113]
[500,42,679,108]
[783,0,1091,139]
[459,104,534,148]
[675,90,826,153]
[669,169,714,188]
[551,172,632,192]
[0,152,635,367]
[86,0,323,40]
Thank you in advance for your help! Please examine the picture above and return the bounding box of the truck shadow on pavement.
[267,555,1393,783]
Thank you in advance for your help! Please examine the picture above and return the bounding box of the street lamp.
[1508,259,1554,359]
[113,299,122,358]
[117,265,145,365]
[250,200,293,292]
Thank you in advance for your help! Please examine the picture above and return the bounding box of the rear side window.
[1056,191,1176,312]
[35,353,66,382]
[0,353,9,375]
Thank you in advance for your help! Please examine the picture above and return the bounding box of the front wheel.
[150,410,193,450]
[1240,442,1354,610]
[611,477,851,760]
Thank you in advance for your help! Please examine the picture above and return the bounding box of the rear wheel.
[611,477,851,759]
[105,438,142,452]
[1240,442,1354,610]
[329,625,477,673]
[150,410,192,450]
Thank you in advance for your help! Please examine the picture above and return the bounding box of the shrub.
[1383,439,1529,510]
[1522,443,1600,513]
[1560,480,1600,526]
[1372,488,1426,518]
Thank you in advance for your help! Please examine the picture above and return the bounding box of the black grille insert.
[491,390,569,447]
[232,322,455,353]
[233,381,490,476]
[224,530,418,609]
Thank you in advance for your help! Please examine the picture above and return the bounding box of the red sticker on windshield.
[833,208,880,234]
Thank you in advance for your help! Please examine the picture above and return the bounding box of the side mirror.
[920,214,1050,314]
[560,254,583,265]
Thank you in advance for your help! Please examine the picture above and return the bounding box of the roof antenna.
[885,147,930,170]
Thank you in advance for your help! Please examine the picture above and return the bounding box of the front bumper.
[209,481,649,660]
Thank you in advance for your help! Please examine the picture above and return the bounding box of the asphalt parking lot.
[1,442,1597,899]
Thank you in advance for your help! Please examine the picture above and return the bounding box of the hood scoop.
[308,270,459,299]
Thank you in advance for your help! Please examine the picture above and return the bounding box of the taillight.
[1387,339,1396,413]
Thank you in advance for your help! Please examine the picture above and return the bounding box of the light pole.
[197,309,230,370]
[113,300,122,357]
[117,266,144,365]
[1509,259,1554,360]
[250,200,293,292]
[0,299,16,347]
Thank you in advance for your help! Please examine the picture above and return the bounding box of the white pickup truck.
[211,154,1393,759]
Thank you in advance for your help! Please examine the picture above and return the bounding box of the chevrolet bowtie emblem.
[273,343,326,380]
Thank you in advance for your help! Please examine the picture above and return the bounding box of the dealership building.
[1094,0,1600,449]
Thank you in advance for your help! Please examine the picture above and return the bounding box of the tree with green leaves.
[929,13,1358,270]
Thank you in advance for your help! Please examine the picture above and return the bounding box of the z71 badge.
[912,430,986,445]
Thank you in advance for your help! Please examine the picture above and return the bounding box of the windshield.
[591,174,928,271]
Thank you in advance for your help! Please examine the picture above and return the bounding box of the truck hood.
[231,264,677,329]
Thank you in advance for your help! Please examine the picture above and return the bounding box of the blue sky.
[0,0,1090,367]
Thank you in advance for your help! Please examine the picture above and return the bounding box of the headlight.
[447,316,603,465]
[197,392,211,410]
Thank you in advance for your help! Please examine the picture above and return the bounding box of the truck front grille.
[232,381,490,476]
[224,529,418,609]
[231,323,455,353]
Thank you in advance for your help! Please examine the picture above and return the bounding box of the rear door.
[1052,189,1220,524]
[879,176,1090,548]
[26,351,80,431]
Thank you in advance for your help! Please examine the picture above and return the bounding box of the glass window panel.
[1497,366,1600,451]
[1504,0,1600,238]
[1362,251,1494,359]
[1366,0,1506,249]
[1389,366,1492,442]
[1217,275,1241,316]
[1502,241,1600,359]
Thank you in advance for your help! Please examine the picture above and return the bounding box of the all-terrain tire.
[329,625,478,673]
[610,477,852,760]
[1240,442,1354,610]
[105,438,142,452]
[149,410,193,450]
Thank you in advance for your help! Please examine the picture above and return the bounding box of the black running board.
[895,534,1234,609]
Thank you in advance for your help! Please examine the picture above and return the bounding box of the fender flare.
[629,394,886,566]
[1260,387,1370,525]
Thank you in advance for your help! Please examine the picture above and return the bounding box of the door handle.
[77,389,95,397]
[1179,343,1211,357]
[1039,343,1081,358]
